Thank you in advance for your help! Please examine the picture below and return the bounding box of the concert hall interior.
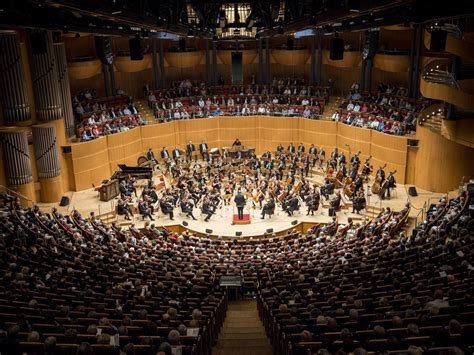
[1,1,474,355]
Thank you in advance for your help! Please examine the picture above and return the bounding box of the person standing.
[234,189,246,220]
[186,141,196,161]
[199,140,209,161]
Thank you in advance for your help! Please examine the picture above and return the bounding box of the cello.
[371,163,386,194]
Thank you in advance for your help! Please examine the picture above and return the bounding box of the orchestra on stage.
[116,138,397,223]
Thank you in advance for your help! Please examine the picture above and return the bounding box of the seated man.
[180,199,197,220]
[284,194,299,216]
[138,199,154,221]
[330,192,342,210]
[160,197,174,220]
[260,198,275,219]
[116,199,133,220]
[201,197,216,222]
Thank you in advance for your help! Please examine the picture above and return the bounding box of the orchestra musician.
[172,146,181,161]
[159,196,174,220]
[202,196,216,222]
[309,144,317,167]
[376,166,386,183]
[232,138,242,147]
[234,189,246,220]
[321,178,335,200]
[186,141,196,161]
[288,143,296,153]
[138,199,155,221]
[160,146,170,160]
[297,143,305,153]
[180,198,197,220]
[276,143,284,153]
[283,193,299,216]
[380,171,397,199]
[146,148,157,170]
[352,188,366,214]
[117,198,133,220]
[305,189,320,216]
[260,197,275,219]
[199,140,209,161]
[330,192,342,211]
[318,147,326,167]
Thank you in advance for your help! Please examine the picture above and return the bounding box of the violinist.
[180,198,197,220]
[338,151,346,167]
[260,197,275,219]
[276,143,284,153]
[330,192,342,210]
[159,195,175,220]
[352,188,366,214]
[321,178,335,199]
[201,196,216,222]
[318,147,326,167]
[362,157,372,179]
[305,189,320,216]
[283,193,299,216]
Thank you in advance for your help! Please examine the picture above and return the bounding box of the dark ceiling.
[0,0,472,39]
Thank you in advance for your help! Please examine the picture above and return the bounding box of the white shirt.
[346,103,355,111]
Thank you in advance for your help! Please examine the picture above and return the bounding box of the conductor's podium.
[232,213,251,225]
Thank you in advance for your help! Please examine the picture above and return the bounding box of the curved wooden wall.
[415,125,474,192]
[322,50,360,68]
[114,54,152,72]
[165,51,204,68]
[219,50,258,65]
[66,117,412,191]
[272,49,310,66]
[420,77,474,111]
[68,59,102,80]
[373,54,410,73]
[424,31,474,61]
[441,119,474,148]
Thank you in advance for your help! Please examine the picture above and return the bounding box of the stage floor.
[38,167,453,237]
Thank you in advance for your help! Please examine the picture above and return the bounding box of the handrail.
[0,184,33,203]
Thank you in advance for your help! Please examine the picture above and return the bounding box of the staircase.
[135,99,156,124]
[321,96,342,121]
[213,300,273,355]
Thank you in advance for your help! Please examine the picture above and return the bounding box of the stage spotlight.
[291,220,298,226]
[205,229,213,234]
[236,231,242,236]
[182,221,189,227]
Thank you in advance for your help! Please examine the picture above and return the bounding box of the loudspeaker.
[362,30,379,60]
[95,36,113,65]
[182,221,189,227]
[179,38,186,52]
[62,146,72,154]
[291,220,298,226]
[407,139,419,147]
[286,37,294,50]
[235,231,242,236]
[129,36,143,60]
[330,37,344,60]
[205,229,213,234]
[430,30,447,51]
[329,207,336,216]
[266,228,274,233]
[59,196,70,206]
[408,186,418,197]
[30,31,47,55]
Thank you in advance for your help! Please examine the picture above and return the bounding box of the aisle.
[213,300,273,355]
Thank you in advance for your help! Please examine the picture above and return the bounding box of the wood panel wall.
[414,126,474,192]
[66,117,413,191]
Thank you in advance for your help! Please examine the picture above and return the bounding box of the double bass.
[378,170,397,199]
[371,163,386,194]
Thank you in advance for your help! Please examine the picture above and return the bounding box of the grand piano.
[111,164,153,181]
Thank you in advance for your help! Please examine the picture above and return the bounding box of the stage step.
[213,300,272,355]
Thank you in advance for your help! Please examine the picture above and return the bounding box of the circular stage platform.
[39,167,448,238]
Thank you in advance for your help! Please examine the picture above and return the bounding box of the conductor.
[234,188,246,220]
